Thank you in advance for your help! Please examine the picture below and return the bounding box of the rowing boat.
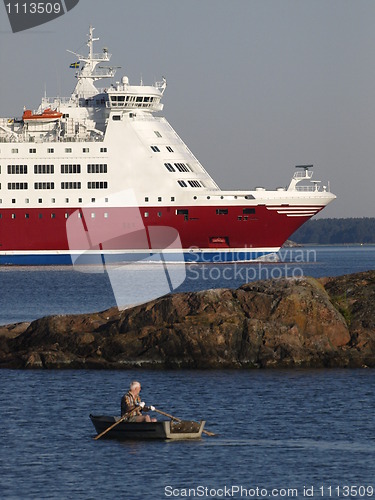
[90,415,206,440]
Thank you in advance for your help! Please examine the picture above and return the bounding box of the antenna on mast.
[88,25,100,61]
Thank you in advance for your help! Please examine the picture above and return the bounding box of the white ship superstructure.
[0,27,335,264]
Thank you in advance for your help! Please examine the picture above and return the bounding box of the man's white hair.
[130,380,141,390]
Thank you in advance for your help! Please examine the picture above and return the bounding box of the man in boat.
[121,381,157,422]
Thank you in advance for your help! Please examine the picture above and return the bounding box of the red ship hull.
[0,204,322,264]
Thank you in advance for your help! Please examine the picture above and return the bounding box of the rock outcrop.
[0,271,374,369]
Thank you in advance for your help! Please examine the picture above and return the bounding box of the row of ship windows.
[7,143,189,157]
[3,164,108,174]
[163,162,203,188]
[3,164,202,187]
[111,103,157,109]
[0,208,257,221]
[3,164,202,189]
[110,96,159,109]
[1,180,201,191]
[150,145,174,153]
[178,180,202,188]
[1,182,108,190]
[174,208,256,218]
[151,132,173,154]
[3,163,193,174]
[0,212,109,220]
[111,95,156,103]
[164,162,190,173]
[6,148,108,154]
[0,197,108,205]
[175,208,256,215]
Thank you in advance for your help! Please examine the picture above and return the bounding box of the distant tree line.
[290,218,375,244]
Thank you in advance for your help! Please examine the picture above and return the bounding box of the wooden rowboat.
[90,414,206,440]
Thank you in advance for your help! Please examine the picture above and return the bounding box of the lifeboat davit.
[23,108,63,123]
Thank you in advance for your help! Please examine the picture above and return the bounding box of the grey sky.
[1,0,374,218]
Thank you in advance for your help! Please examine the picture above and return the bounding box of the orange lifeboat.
[22,108,63,123]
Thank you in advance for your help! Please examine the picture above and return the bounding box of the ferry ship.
[0,27,335,265]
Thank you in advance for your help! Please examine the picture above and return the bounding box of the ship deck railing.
[0,134,104,143]
[295,185,322,192]
[42,97,74,106]
[293,170,313,179]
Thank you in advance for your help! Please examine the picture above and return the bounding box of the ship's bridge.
[106,76,166,112]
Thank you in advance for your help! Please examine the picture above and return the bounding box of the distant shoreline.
[291,217,375,245]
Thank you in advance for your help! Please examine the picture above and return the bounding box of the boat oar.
[153,407,216,437]
[94,406,137,440]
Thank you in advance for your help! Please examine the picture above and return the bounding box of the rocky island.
[0,270,374,369]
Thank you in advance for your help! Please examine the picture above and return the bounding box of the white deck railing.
[296,185,319,192]
[293,170,313,179]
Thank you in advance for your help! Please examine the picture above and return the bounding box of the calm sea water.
[0,245,374,325]
[1,369,375,499]
[1,246,375,499]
